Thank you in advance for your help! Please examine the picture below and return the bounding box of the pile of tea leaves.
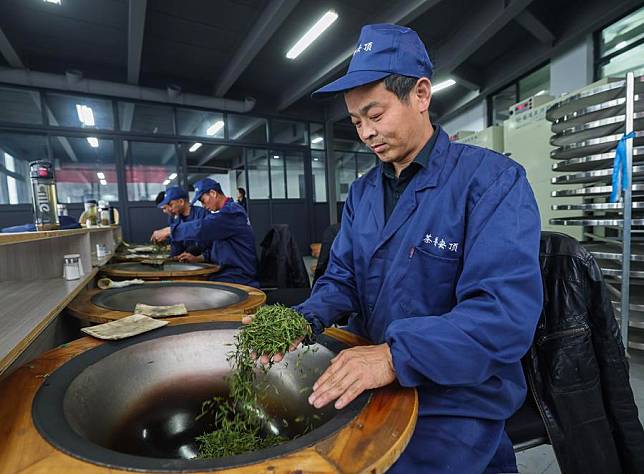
[196,304,313,459]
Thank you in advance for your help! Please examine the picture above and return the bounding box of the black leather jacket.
[524,232,644,473]
[258,224,310,289]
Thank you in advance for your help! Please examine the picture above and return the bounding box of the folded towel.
[134,303,188,317]
[97,278,145,290]
[81,314,168,340]
[128,245,156,253]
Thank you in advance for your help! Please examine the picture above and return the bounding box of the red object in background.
[55,166,172,183]
[38,168,49,177]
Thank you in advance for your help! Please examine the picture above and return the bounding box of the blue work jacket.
[171,199,259,287]
[295,127,542,449]
[169,205,210,257]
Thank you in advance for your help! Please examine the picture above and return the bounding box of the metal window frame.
[594,35,644,81]
[485,61,550,127]
[0,82,330,243]
[0,83,324,195]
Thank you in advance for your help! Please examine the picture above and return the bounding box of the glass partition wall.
[0,84,329,242]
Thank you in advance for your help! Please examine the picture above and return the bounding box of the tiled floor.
[515,351,644,474]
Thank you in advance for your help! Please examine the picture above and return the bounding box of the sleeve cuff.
[385,321,426,388]
[293,305,325,339]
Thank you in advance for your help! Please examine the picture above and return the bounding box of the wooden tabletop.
[0,226,118,247]
[0,270,98,377]
[0,325,417,474]
[66,281,267,324]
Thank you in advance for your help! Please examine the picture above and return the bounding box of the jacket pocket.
[399,246,460,316]
[537,323,600,392]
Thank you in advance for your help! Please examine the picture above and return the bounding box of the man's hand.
[308,343,396,410]
[150,227,171,243]
[176,252,201,263]
[241,314,304,365]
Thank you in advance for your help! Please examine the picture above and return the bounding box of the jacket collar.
[365,125,450,190]
[367,126,450,240]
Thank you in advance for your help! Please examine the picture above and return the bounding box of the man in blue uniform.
[171,178,259,287]
[150,186,210,258]
[255,24,543,473]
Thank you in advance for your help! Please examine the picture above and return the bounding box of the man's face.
[161,204,171,216]
[345,80,430,165]
[167,198,186,216]
[237,190,242,201]
[200,190,219,211]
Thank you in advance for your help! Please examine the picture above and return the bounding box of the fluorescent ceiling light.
[616,41,628,50]
[432,79,456,94]
[163,179,171,186]
[99,179,107,186]
[43,0,61,4]
[286,10,338,59]
[206,120,224,136]
[535,89,548,96]
[87,137,99,148]
[313,157,319,161]
[96,172,105,179]
[76,104,95,126]
[311,136,324,144]
[273,155,280,159]
[189,143,203,152]
[168,172,177,180]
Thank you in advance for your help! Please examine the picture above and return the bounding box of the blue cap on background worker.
[157,186,188,208]
[172,178,258,287]
[287,23,543,473]
[190,178,223,205]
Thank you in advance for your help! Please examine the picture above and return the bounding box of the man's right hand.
[176,252,203,263]
[241,314,304,365]
[150,226,171,243]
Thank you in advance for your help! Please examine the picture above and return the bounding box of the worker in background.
[236,187,248,211]
[171,178,259,287]
[249,24,542,473]
[150,186,210,258]
[151,190,172,240]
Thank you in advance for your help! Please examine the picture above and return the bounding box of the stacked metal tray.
[547,74,644,351]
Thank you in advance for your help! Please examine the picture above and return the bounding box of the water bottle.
[29,160,59,231]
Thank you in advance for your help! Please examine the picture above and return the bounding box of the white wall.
[441,100,487,136]
[207,173,230,195]
[550,35,594,97]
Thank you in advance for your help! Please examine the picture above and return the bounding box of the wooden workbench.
[0,226,121,377]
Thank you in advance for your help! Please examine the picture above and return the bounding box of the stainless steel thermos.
[29,160,59,231]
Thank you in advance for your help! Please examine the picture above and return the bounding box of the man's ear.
[414,77,432,113]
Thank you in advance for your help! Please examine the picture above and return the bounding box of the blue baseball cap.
[312,24,433,98]
[157,186,188,208]
[191,178,223,205]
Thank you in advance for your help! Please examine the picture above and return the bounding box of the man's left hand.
[308,343,396,410]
